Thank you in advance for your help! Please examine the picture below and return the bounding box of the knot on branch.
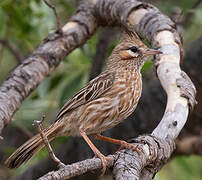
[43,32,62,43]
[113,135,175,179]
[140,135,175,179]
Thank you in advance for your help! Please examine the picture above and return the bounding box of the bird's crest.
[120,29,145,47]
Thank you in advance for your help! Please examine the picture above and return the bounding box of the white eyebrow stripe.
[126,50,138,57]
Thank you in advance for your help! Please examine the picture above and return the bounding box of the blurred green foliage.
[155,155,202,180]
[0,0,202,179]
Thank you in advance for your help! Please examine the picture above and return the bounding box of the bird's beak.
[144,49,162,57]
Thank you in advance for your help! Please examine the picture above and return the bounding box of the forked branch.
[39,0,196,179]
[0,0,196,179]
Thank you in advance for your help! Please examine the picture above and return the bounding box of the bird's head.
[107,30,162,71]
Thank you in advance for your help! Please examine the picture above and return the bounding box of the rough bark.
[11,37,201,179]
[0,0,198,179]
[10,36,202,178]
[0,1,98,133]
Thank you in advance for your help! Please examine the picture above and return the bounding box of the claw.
[119,140,141,155]
[94,152,111,176]
[80,131,111,175]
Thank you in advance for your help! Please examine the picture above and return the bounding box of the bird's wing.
[56,71,115,120]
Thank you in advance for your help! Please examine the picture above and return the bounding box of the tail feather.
[5,122,63,168]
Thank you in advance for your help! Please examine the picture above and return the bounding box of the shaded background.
[0,0,202,179]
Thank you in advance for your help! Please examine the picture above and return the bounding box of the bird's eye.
[129,46,138,53]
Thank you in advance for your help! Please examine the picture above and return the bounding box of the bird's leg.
[33,115,65,168]
[92,134,140,154]
[80,130,111,175]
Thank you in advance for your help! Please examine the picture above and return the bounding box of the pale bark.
[1,0,197,179]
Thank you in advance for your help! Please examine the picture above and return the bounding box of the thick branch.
[1,0,197,179]
[38,136,174,180]
[13,36,202,180]
[0,1,97,134]
[37,0,196,179]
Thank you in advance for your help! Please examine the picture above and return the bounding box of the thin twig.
[33,115,65,168]
[0,0,197,179]
[37,135,173,180]
[43,0,63,34]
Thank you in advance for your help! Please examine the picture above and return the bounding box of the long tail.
[5,121,64,168]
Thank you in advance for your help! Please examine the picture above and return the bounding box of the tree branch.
[0,0,98,134]
[12,36,202,180]
[43,0,63,34]
[1,0,197,179]
[38,155,114,180]
[36,0,196,179]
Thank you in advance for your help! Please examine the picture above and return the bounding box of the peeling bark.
[11,36,202,180]
[0,0,197,179]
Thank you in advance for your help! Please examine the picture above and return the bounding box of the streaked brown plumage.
[5,30,161,171]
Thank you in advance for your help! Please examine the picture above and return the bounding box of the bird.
[5,30,161,173]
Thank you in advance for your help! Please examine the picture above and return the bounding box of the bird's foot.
[92,134,141,154]
[118,140,141,154]
[80,131,111,175]
[94,151,111,176]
